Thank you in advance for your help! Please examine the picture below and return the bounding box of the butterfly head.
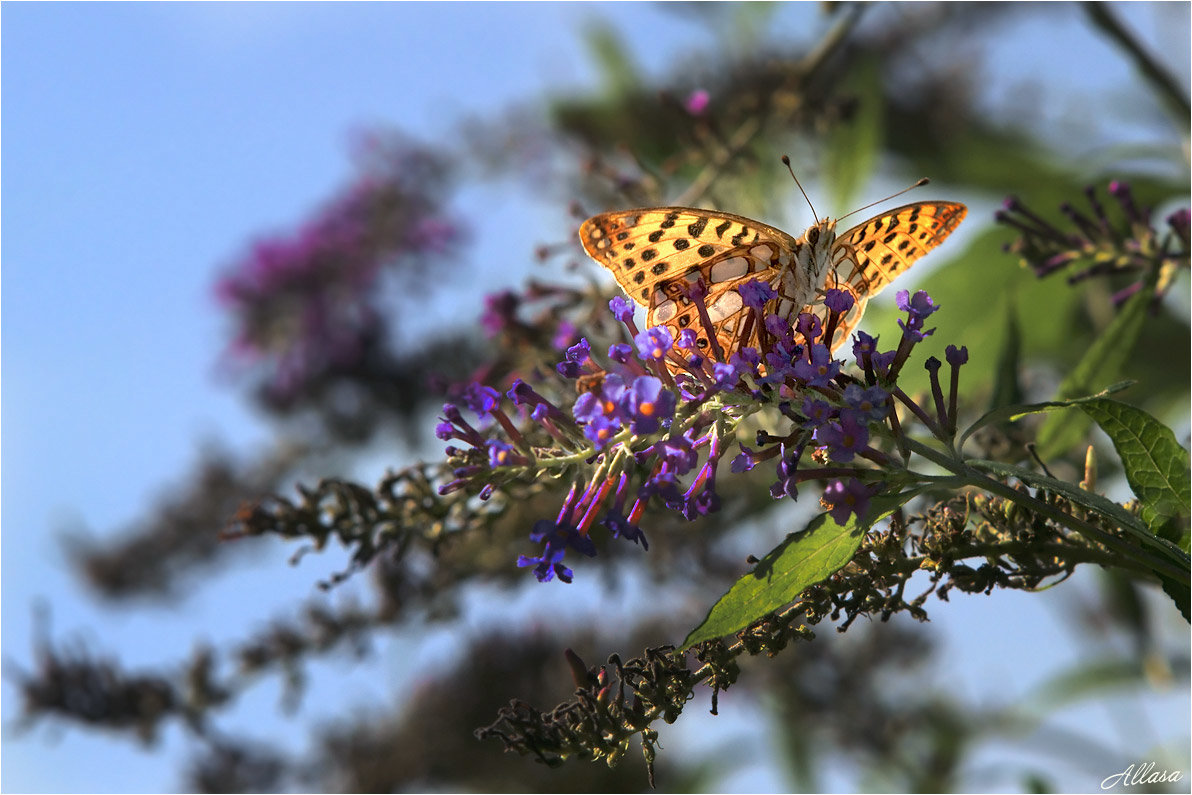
[798,216,839,283]
[806,217,838,249]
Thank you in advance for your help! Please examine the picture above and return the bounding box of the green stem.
[1083,2,1191,125]
[902,436,1189,586]
[967,469,1187,585]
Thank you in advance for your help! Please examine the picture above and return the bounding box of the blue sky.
[3,3,1189,792]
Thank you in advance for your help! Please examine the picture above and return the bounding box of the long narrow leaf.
[958,382,1133,451]
[1035,282,1152,459]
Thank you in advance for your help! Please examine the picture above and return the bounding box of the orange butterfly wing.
[579,207,801,360]
[815,201,968,350]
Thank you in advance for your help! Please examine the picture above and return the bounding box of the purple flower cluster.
[997,182,1189,306]
[821,479,881,526]
[895,289,939,342]
[215,143,461,403]
[517,515,598,584]
[440,276,968,583]
[574,374,676,445]
[480,291,521,338]
[719,288,957,532]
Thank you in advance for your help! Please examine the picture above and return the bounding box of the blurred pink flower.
[684,89,710,116]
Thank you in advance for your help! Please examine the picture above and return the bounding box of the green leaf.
[1035,282,1152,460]
[1078,398,1191,549]
[681,495,910,649]
[1025,658,1159,713]
[989,300,1024,411]
[1162,577,1190,622]
[681,515,859,649]
[958,382,1134,452]
[583,23,641,97]
[864,226,1086,401]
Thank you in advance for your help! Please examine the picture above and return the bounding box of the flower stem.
[902,436,1190,586]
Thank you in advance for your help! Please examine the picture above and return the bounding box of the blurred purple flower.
[792,343,840,387]
[684,89,710,116]
[602,512,649,549]
[552,320,580,351]
[730,445,757,473]
[480,290,521,337]
[800,396,835,428]
[488,439,516,468]
[608,343,634,364]
[556,337,592,378]
[824,288,855,314]
[214,141,462,403]
[650,435,699,475]
[842,383,890,423]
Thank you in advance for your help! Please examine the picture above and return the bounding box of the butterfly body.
[579,201,966,365]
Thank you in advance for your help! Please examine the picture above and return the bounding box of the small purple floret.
[635,326,674,362]
[817,413,870,462]
[740,279,777,310]
[610,296,635,323]
[627,376,675,434]
[822,479,875,525]
[792,344,840,388]
[824,288,855,314]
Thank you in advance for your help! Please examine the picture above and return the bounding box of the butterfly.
[579,201,966,368]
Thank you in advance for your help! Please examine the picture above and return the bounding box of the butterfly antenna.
[781,155,819,221]
[837,178,931,223]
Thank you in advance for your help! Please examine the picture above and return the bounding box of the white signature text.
[1101,762,1183,790]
